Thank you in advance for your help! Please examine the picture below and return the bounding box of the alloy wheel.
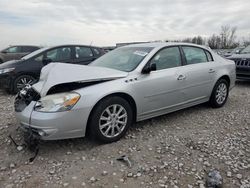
[99,104,128,138]
[215,83,228,104]
[16,77,35,90]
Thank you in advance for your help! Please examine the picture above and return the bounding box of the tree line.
[165,25,250,49]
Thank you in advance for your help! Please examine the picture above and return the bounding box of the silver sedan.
[15,43,236,143]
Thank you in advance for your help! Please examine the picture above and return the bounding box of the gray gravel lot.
[0,81,250,188]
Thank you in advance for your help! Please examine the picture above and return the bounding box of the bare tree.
[220,25,237,48]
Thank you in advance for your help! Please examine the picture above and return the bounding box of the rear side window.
[75,47,93,59]
[150,47,182,70]
[182,46,208,64]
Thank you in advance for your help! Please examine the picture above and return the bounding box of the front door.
[133,46,185,120]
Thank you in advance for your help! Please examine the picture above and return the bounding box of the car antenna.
[90,41,93,47]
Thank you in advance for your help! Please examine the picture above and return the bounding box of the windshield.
[241,45,250,54]
[90,47,153,72]
[21,47,49,60]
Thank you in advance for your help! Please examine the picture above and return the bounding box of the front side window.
[90,47,153,72]
[150,47,182,70]
[75,47,93,59]
[34,54,44,62]
[46,47,71,62]
[5,46,21,53]
[182,46,208,64]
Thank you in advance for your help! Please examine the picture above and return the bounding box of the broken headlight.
[34,92,80,112]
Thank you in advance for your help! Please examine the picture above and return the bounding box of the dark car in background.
[0,45,104,93]
[227,45,250,80]
[0,45,40,64]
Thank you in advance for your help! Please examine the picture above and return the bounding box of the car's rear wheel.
[13,75,37,93]
[89,96,133,143]
[209,79,229,108]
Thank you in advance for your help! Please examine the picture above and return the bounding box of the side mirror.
[42,58,52,65]
[142,63,156,74]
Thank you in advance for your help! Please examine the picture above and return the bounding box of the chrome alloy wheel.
[99,104,128,138]
[215,83,227,104]
[16,77,35,90]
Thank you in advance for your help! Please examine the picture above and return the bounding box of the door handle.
[209,69,215,73]
[177,75,186,80]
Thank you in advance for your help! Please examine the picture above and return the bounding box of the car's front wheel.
[13,75,37,93]
[89,96,133,143]
[209,79,229,108]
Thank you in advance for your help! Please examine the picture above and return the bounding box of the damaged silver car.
[15,43,236,143]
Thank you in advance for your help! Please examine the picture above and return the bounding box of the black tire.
[209,79,229,108]
[89,96,133,143]
[13,75,37,93]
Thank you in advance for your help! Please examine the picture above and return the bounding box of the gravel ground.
[0,81,250,188]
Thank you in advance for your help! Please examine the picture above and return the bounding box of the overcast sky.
[0,0,249,48]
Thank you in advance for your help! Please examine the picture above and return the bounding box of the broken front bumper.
[15,101,90,140]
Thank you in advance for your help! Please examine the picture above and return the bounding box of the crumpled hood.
[32,63,128,97]
[228,53,250,59]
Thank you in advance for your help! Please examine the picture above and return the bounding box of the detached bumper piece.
[14,85,40,112]
[20,125,40,162]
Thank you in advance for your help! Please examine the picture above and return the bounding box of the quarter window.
[75,47,93,59]
[182,46,208,64]
[150,47,182,70]
[205,50,213,61]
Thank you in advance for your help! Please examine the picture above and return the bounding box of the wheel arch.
[217,75,230,87]
[11,72,39,93]
[85,92,137,136]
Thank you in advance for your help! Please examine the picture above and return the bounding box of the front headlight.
[34,92,80,112]
[0,68,15,74]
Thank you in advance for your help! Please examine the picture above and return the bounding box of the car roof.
[124,42,211,50]
[9,45,40,47]
[46,44,102,49]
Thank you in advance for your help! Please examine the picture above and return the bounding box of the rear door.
[73,46,96,65]
[178,46,215,102]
